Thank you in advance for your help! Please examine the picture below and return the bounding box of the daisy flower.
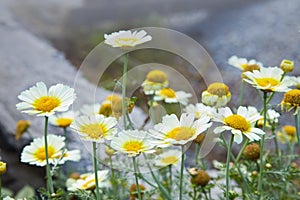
[68,170,109,191]
[104,30,152,48]
[21,134,65,166]
[71,114,117,143]
[110,130,156,157]
[154,149,181,167]
[80,103,101,116]
[228,55,262,72]
[286,76,300,89]
[243,67,291,92]
[185,103,216,119]
[280,89,300,114]
[149,113,212,147]
[213,106,265,144]
[142,70,169,95]
[277,125,297,143]
[154,88,192,106]
[56,149,81,165]
[202,82,231,108]
[49,110,78,128]
[266,109,280,124]
[16,82,76,117]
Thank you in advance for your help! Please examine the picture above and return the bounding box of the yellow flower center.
[283,89,300,105]
[166,126,195,141]
[255,78,279,87]
[115,37,138,46]
[159,88,176,98]
[207,82,230,97]
[105,94,122,102]
[146,70,168,83]
[33,96,61,112]
[34,146,56,161]
[161,156,178,165]
[82,179,97,190]
[224,114,249,132]
[99,103,112,117]
[283,125,296,137]
[56,118,73,128]
[80,123,107,139]
[123,141,144,152]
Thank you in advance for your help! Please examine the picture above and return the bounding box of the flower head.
[189,168,210,186]
[154,88,192,106]
[280,59,294,73]
[154,149,181,167]
[15,120,30,140]
[142,70,169,95]
[16,82,76,117]
[49,110,78,128]
[243,67,291,92]
[71,114,117,143]
[243,143,260,161]
[228,56,262,73]
[68,170,109,191]
[287,76,300,89]
[0,161,7,175]
[149,113,212,147]
[213,106,265,144]
[277,125,297,143]
[111,130,156,157]
[185,103,216,119]
[104,30,152,48]
[99,94,126,118]
[280,89,300,114]
[202,82,231,108]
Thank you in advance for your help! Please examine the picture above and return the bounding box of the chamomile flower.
[80,104,101,116]
[213,106,265,144]
[49,110,78,128]
[287,76,300,89]
[154,149,181,167]
[228,55,262,72]
[104,30,152,48]
[56,149,81,164]
[110,130,156,157]
[266,109,280,124]
[71,114,117,143]
[21,134,65,166]
[202,82,231,108]
[16,82,76,117]
[149,113,212,147]
[280,89,300,114]
[142,70,169,95]
[154,88,192,106]
[277,125,297,143]
[68,170,109,191]
[243,67,291,92]
[185,103,216,119]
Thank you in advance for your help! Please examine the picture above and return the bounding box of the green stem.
[288,142,295,165]
[235,139,248,163]
[126,113,135,130]
[93,142,100,200]
[168,165,172,194]
[133,157,142,200]
[44,116,54,196]
[295,112,300,151]
[258,92,267,198]
[193,187,197,200]
[179,146,185,200]
[0,176,2,199]
[202,187,209,200]
[122,53,129,130]
[195,143,200,167]
[271,126,280,156]
[225,134,234,200]
[239,81,245,106]
[109,156,117,198]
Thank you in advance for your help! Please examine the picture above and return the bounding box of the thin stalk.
[258,92,267,198]
[122,53,129,130]
[202,187,209,200]
[179,146,185,200]
[44,116,54,196]
[225,135,234,200]
[132,157,142,200]
[168,165,172,194]
[193,187,197,200]
[0,176,2,199]
[239,81,245,106]
[295,112,300,150]
[235,139,248,163]
[109,156,117,198]
[195,143,200,166]
[271,126,280,156]
[288,142,295,165]
[126,113,135,130]
[93,142,100,200]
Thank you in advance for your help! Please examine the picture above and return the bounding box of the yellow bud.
[15,120,30,140]
[0,161,7,175]
[105,146,116,157]
[280,59,294,73]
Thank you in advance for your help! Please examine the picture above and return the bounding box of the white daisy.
[49,110,78,128]
[185,103,216,119]
[80,103,101,116]
[21,134,65,166]
[16,82,76,117]
[104,30,152,48]
[154,88,192,106]
[142,70,169,95]
[201,82,231,108]
[266,109,280,124]
[149,113,212,147]
[56,149,81,165]
[71,114,117,143]
[213,106,265,144]
[243,67,291,92]
[68,170,110,191]
[154,149,181,167]
[110,130,156,157]
[286,76,300,89]
[228,55,263,72]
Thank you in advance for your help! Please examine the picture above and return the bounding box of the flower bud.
[280,59,294,73]
[243,143,260,161]
[0,161,7,175]
[190,169,210,187]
